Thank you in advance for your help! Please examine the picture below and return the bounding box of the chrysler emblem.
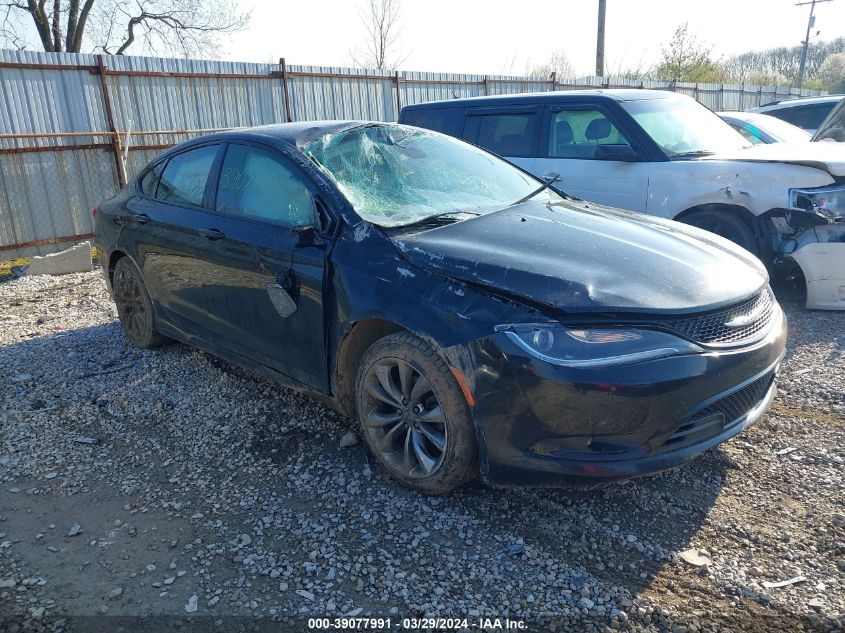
[725,301,766,328]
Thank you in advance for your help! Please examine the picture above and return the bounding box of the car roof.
[196,120,370,148]
[402,88,680,110]
[749,95,843,111]
[720,111,772,121]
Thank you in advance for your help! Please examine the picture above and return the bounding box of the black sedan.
[94,122,786,494]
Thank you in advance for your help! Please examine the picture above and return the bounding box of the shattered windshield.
[303,124,557,228]
[623,98,751,157]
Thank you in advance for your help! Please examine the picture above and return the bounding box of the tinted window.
[157,145,219,206]
[401,109,453,134]
[784,104,835,130]
[139,162,163,196]
[216,144,314,227]
[548,109,632,159]
[463,112,539,156]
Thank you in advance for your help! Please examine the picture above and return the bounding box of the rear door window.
[156,145,219,207]
[546,109,632,159]
[782,104,835,130]
[401,108,454,134]
[463,112,540,157]
[215,144,315,228]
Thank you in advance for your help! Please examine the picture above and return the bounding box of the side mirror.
[291,223,325,248]
[594,144,639,162]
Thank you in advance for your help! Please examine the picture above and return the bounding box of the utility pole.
[596,0,606,76]
[796,0,833,87]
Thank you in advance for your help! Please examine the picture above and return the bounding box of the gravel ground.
[0,271,843,633]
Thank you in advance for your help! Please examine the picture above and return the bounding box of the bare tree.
[817,52,845,92]
[0,0,248,57]
[606,52,652,81]
[527,49,574,80]
[351,0,407,70]
[722,37,845,84]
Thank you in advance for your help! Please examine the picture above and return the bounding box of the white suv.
[400,90,845,309]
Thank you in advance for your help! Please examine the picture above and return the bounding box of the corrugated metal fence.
[0,49,827,258]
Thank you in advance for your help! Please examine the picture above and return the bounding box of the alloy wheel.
[114,267,148,342]
[361,358,448,478]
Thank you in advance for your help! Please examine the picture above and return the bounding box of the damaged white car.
[399,90,845,309]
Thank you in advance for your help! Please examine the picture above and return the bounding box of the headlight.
[790,186,845,222]
[496,324,702,368]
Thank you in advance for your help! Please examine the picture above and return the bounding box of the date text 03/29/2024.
[307,617,528,630]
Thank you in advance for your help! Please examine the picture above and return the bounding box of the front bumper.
[788,226,845,309]
[466,309,787,487]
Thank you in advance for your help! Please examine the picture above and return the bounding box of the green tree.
[655,23,726,83]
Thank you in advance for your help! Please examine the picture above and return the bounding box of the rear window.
[463,112,539,157]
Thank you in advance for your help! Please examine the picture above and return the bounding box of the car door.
[195,141,329,391]
[532,105,651,212]
[460,106,541,172]
[121,143,224,330]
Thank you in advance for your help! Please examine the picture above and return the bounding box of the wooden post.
[96,55,126,187]
[394,71,402,121]
[483,75,490,96]
[280,58,293,123]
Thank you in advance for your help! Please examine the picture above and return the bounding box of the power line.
[796,0,834,87]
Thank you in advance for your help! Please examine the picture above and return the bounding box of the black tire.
[681,210,758,255]
[355,332,478,495]
[112,257,166,349]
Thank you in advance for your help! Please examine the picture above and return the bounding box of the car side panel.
[644,160,835,220]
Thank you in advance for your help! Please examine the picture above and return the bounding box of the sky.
[222,0,845,76]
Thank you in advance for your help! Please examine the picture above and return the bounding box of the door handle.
[198,228,225,240]
[129,211,151,224]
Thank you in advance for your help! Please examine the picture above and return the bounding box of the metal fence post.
[96,55,126,188]
[280,58,293,123]
[394,71,402,120]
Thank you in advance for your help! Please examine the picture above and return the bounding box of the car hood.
[390,201,768,315]
[706,142,845,177]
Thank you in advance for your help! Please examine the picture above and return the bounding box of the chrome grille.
[662,290,776,346]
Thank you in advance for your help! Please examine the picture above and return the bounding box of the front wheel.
[355,333,478,495]
[681,210,758,256]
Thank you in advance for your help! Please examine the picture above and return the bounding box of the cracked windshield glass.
[304,124,560,227]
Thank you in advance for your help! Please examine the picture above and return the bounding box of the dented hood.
[706,142,845,177]
[392,201,768,315]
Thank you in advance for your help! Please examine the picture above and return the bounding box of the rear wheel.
[681,210,758,255]
[112,257,166,349]
[355,333,477,495]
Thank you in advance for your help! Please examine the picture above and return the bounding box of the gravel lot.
[0,271,843,632]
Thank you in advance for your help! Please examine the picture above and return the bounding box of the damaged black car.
[94,122,787,494]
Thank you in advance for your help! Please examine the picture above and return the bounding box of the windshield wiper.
[671,150,714,158]
[395,210,482,229]
[509,173,560,207]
